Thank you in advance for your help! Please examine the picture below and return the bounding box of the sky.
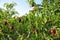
[0,0,42,17]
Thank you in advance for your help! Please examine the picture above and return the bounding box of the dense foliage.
[0,0,60,40]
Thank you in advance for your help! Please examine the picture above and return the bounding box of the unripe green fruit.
[29,2,35,7]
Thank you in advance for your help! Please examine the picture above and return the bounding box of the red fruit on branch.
[18,17,21,22]
[4,21,8,25]
[50,29,56,34]
[10,26,14,30]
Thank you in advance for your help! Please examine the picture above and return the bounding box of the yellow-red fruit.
[34,29,38,34]
[33,7,37,12]
[9,36,13,40]
[50,29,56,34]
[10,26,14,30]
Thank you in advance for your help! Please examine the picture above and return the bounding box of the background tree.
[0,0,60,40]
